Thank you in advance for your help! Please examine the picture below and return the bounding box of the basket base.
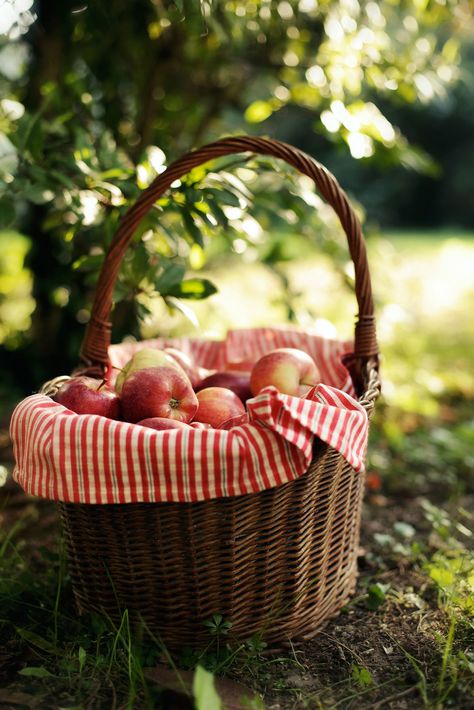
[59,444,365,651]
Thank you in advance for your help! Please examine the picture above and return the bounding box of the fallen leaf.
[144,664,265,709]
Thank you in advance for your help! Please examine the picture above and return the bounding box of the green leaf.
[393,522,416,539]
[0,133,19,176]
[16,628,61,655]
[184,187,203,204]
[78,646,87,673]
[366,582,390,610]
[427,565,455,590]
[245,100,273,123]
[48,169,76,189]
[129,243,151,281]
[26,119,44,161]
[189,243,206,270]
[206,188,240,208]
[18,666,54,678]
[164,296,199,328]
[0,195,15,228]
[182,209,204,247]
[154,262,186,293]
[73,254,104,272]
[113,279,131,302]
[192,207,215,229]
[351,664,374,688]
[398,143,440,177]
[206,197,229,228]
[193,665,222,710]
[22,183,55,205]
[467,572,474,590]
[185,165,208,184]
[165,278,217,300]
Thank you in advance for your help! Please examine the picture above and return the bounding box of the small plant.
[365,582,390,610]
[351,663,374,688]
[203,613,233,637]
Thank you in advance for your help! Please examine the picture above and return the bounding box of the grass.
[0,538,163,707]
[1,229,474,708]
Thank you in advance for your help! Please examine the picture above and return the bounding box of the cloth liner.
[10,327,369,504]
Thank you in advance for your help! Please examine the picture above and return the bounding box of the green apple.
[115,348,185,393]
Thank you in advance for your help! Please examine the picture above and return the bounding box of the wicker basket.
[57,136,380,650]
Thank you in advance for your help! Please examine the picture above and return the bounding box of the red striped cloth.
[108,327,355,394]
[10,328,369,504]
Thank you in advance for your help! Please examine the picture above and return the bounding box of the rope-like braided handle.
[79,136,378,374]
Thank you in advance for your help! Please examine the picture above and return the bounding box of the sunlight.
[321,110,340,133]
[0,0,35,37]
[347,131,374,158]
[78,191,100,226]
[306,65,327,87]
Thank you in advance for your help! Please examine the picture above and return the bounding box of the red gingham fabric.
[10,328,369,504]
[108,327,355,393]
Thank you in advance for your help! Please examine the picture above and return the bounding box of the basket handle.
[79,135,378,374]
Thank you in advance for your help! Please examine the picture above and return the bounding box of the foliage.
[0,0,472,393]
[0,230,35,347]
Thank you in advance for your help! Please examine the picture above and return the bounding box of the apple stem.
[98,379,107,391]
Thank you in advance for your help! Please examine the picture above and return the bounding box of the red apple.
[121,367,198,423]
[163,347,205,388]
[250,348,320,397]
[195,371,252,403]
[115,348,183,393]
[53,376,121,419]
[137,417,193,431]
[194,387,246,429]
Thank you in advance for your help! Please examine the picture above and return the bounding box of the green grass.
[0,539,162,707]
[381,228,474,248]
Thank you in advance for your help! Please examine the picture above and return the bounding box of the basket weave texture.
[52,136,380,648]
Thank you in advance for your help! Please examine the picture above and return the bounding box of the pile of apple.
[52,346,321,432]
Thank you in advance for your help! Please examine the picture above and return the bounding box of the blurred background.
[0,0,473,493]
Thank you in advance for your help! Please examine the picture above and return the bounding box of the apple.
[194,387,246,429]
[115,348,183,393]
[53,376,121,419]
[163,347,205,388]
[121,366,198,423]
[195,371,252,403]
[250,348,320,397]
[137,417,193,431]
